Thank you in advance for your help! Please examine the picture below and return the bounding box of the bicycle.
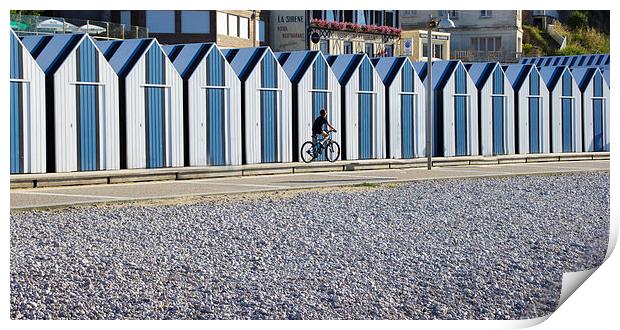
[300,130,341,163]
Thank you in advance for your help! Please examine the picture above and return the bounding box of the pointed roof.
[539,66,570,90]
[275,50,321,84]
[326,53,366,85]
[504,64,536,90]
[21,33,85,74]
[571,67,598,92]
[95,38,155,78]
[221,47,270,81]
[602,69,610,85]
[370,57,409,87]
[163,43,215,79]
[430,60,461,90]
[412,61,428,81]
[466,62,501,89]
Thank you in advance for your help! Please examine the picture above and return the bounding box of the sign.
[419,33,450,41]
[403,39,412,56]
[269,10,307,51]
[310,32,320,44]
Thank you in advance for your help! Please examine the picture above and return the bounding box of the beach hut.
[504,64,550,154]
[21,33,119,173]
[414,60,478,157]
[540,66,582,153]
[96,38,183,169]
[326,54,386,160]
[466,62,515,156]
[221,47,292,164]
[10,30,46,174]
[275,50,341,162]
[572,67,610,151]
[371,56,426,159]
[163,43,242,166]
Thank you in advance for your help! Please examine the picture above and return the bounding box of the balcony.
[452,50,523,63]
[10,14,148,40]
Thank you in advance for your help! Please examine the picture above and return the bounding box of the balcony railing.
[452,50,523,63]
[10,14,148,40]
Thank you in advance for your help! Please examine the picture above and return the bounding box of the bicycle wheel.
[300,141,316,163]
[325,141,341,162]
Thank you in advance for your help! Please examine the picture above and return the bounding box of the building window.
[357,10,369,25]
[480,10,492,18]
[365,42,374,57]
[374,11,382,26]
[325,10,338,21]
[343,10,354,22]
[257,20,265,42]
[146,10,175,33]
[217,12,228,35]
[471,37,502,52]
[449,10,459,19]
[239,16,249,39]
[344,41,353,54]
[228,15,238,37]
[385,11,395,27]
[384,44,394,57]
[320,39,329,55]
[434,44,443,59]
[120,11,131,31]
[181,11,210,34]
[312,11,323,20]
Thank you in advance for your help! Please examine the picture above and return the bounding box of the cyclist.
[311,109,337,148]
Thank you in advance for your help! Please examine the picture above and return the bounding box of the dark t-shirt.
[312,116,328,135]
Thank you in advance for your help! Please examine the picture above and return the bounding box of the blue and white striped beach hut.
[466,62,515,156]
[372,56,425,159]
[275,50,341,162]
[326,54,386,160]
[222,47,292,164]
[164,43,242,166]
[415,60,478,157]
[21,33,119,173]
[540,66,582,153]
[97,38,183,169]
[10,30,46,174]
[572,67,610,151]
[504,64,550,154]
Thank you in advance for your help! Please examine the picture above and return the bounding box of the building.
[221,47,292,164]
[539,66,582,153]
[45,10,269,47]
[275,50,341,162]
[371,57,426,159]
[96,38,184,169]
[327,53,386,160]
[21,33,120,173]
[400,10,523,63]
[466,62,515,156]
[10,30,47,174]
[163,43,243,167]
[526,10,560,30]
[503,64,550,154]
[269,10,400,57]
[572,67,610,152]
[399,30,451,61]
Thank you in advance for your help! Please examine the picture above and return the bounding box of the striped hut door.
[401,64,415,159]
[10,34,25,174]
[592,73,604,151]
[145,46,167,168]
[75,41,100,171]
[528,70,541,153]
[358,59,373,160]
[206,49,226,165]
[561,71,573,152]
[454,65,468,156]
[260,55,278,163]
[312,58,329,161]
[491,67,505,155]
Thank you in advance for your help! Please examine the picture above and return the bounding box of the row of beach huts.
[9,30,610,174]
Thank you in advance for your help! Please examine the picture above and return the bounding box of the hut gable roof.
[466,62,500,89]
[371,57,408,87]
[326,54,366,85]
[95,38,155,78]
[221,47,270,82]
[275,50,321,84]
[164,43,215,79]
[21,33,85,74]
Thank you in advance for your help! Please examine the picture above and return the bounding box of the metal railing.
[10,14,148,40]
[452,50,523,63]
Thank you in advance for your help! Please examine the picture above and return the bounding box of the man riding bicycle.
[312,109,337,147]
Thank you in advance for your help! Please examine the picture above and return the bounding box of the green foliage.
[10,10,44,16]
[552,22,610,55]
[567,11,589,30]
[554,44,588,56]
[523,25,549,54]
[522,43,535,56]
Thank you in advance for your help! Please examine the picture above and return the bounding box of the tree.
[567,11,589,30]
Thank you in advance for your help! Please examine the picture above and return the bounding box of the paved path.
[10,160,609,210]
